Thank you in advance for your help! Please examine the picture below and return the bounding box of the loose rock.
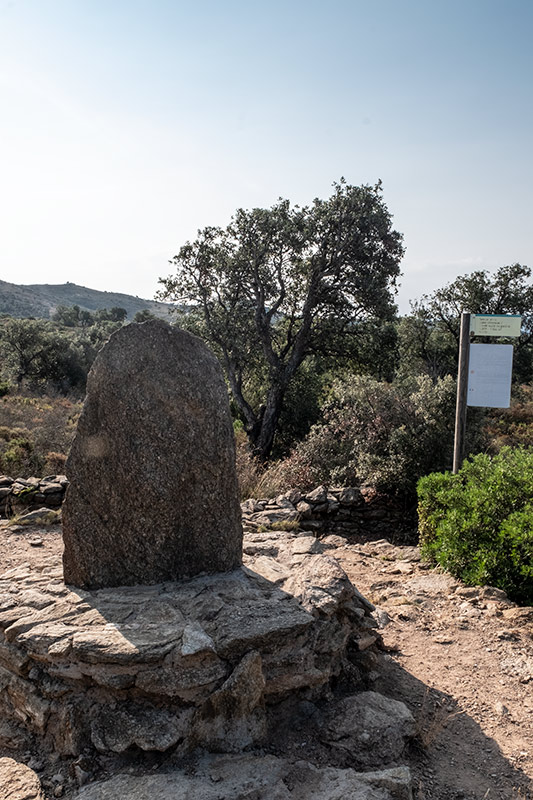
[0,757,44,800]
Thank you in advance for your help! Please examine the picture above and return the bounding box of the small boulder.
[0,757,44,800]
[324,691,415,768]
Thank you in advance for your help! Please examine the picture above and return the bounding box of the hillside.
[0,279,176,320]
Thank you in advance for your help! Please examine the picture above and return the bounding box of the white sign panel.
[467,344,513,408]
[470,314,522,337]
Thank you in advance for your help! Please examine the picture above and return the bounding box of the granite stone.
[62,320,242,588]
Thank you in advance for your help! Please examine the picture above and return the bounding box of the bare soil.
[0,522,532,800]
[335,536,533,800]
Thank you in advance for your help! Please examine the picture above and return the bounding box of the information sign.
[467,343,513,408]
[470,314,521,337]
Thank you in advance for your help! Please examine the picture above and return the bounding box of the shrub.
[484,384,533,451]
[0,393,81,477]
[251,449,320,497]
[261,374,470,497]
[0,426,35,476]
[418,448,533,604]
[1,435,35,477]
[44,451,68,474]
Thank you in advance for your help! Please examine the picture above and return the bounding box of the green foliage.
[133,309,157,323]
[0,426,35,477]
[260,373,465,496]
[396,313,457,381]
[52,305,89,327]
[159,179,404,459]
[0,317,82,391]
[483,385,533,451]
[403,264,533,382]
[272,357,329,457]
[0,312,125,393]
[52,305,128,326]
[418,448,533,604]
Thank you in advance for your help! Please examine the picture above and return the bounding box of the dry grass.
[0,392,81,477]
[235,430,318,500]
[234,430,265,500]
[268,520,301,532]
[414,688,464,750]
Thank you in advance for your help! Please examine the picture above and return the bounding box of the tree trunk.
[250,383,286,461]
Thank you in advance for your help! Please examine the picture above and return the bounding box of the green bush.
[0,432,35,477]
[483,384,533,451]
[418,448,533,604]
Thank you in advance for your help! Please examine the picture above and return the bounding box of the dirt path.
[333,536,533,800]
[0,523,532,799]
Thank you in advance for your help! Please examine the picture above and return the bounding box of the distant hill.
[0,280,176,321]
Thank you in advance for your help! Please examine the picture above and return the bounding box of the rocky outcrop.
[62,320,243,588]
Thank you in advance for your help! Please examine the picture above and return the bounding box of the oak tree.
[158,180,404,459]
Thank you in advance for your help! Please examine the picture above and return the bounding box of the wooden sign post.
[453,313,471,474]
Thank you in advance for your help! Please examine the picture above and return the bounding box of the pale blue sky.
[1,0,532,312]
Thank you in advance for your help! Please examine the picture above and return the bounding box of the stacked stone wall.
[243,485,416,540]
[0,477,415,537]
[0,476,67,518]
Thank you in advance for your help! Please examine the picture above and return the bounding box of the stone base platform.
[0,532,379,757]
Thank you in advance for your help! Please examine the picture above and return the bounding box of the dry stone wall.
[243,485,415,539]
[0,529,380,758]
[0,476,67,518]
[0,478,413,538]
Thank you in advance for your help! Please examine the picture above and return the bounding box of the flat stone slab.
[75,754,412,800]
[0,566,310,669]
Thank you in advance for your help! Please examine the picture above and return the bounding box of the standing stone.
[62,320,242,588]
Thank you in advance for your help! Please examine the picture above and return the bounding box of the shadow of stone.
[4,554,530,798]
[257,648,532,799]
[369,653,533,800]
